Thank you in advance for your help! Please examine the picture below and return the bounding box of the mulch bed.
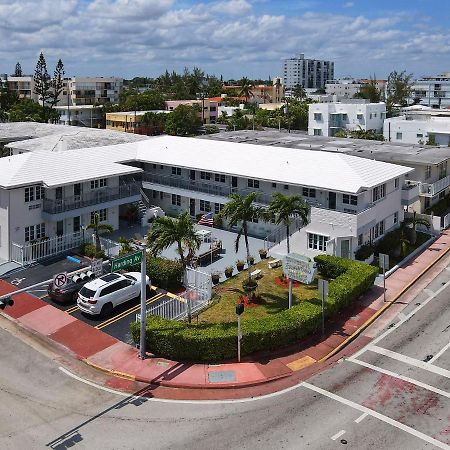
[274,276,300,289]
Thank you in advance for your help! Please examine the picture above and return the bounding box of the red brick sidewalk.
[1,230,450,399]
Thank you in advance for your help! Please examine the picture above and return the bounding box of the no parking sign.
[53,272,68,289]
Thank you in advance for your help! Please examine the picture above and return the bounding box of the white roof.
[0,135,413,193]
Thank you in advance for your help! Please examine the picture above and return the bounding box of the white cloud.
[343,1,354,7]
[211,0,251,15]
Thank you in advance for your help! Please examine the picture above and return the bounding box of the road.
[1,264,450,449]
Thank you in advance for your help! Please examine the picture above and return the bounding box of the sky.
[0,0,449,80]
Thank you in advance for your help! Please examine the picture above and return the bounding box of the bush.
[79,243,106,259]
[354,244,374,261]
[131,255,378,361]
[147,257,184,290]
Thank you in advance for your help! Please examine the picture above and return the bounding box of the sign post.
[379,253,389,303]
[139,244,147,360]
[236,302,244,362]
[318,279,329,337]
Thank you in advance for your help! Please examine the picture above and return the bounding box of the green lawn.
[197,260,320,323]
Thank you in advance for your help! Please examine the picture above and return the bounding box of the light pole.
[139,243,148,359]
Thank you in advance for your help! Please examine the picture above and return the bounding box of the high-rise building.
[282,53,334,90]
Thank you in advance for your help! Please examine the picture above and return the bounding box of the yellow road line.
[65,305,79,314]
[95,293,165,330]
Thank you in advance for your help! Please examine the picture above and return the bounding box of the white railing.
[420,175,450,196]
[263,216,305,250]
[10,231,89,266]
[99,236,121,257]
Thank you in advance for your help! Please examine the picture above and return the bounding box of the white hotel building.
[0,134,411,264]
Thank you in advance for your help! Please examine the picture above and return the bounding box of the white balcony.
[420,175,450,196]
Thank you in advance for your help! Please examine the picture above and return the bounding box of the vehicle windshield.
[79,287,96,298]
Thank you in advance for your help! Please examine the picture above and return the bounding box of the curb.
[82,358,136,381]
[319,237,450,363]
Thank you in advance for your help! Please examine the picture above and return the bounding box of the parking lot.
[1,253,179,345]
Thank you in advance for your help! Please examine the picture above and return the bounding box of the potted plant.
[236,259,245,271]
[211,271,221,284]
[248,255,255,265]
[259,248,268,259]
[224,266,234,278]
[242,278,258,293]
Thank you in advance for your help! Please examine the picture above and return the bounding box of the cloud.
[343,1,354,7]
[0,0,449,80]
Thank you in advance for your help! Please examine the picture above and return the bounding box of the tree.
[218,192,264,283]
[238,77,254,103]
[49,59,65,111]
[147,211,201,271]
[33,52,52,121]
[0,77,18,113]
[357,77,381,103]
[403,212,430,245]
[386,70,413,114]
[141,111,166,135]
[267,193,310,308]
[87,213,113,254]
[292,84,306,100]
[7,98,54,122]
[14,62,22,77]
[164,104,202,136]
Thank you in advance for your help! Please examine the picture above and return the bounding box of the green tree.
[118,237,135,255]
[33,52,52,121]
[218,192,264,282]
[356,77,381,103]
[87,213,114,254]
[238,77,254,103]
[403,212,431,245]
[165,104,202,136]
[48,59,65,112]
[141,111,167,135]
[14,62,22,77]
[0,77,18,113]
[386,70,413,114]
[7,99,50,122]
[291,84,306,100]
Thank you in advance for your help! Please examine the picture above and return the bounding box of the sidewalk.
[1,230,450,398]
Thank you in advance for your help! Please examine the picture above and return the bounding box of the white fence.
[10,231,89,266]
[263,216,304,250]
[99,236,121,258]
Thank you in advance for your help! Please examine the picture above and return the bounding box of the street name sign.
[111,251,142,272]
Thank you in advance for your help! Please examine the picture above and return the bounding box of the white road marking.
[302,382,450,450]
[355,412,368,423]
[368,345,450,379]
[397,312,407,322]
[347,357,450,399]
[352,278,450,361]
[429,341,450,365]
[331,430,346,441]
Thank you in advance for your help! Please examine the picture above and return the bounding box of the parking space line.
[330,430,345,441]
[95,293,166,330]
[302,382,450,450]
[347,357,450,399]
[355,412,368,423]
[368,345,450,379]
[429,342,450,365]
[65,305,79,314]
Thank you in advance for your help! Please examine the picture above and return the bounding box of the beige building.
[106,111,167,135]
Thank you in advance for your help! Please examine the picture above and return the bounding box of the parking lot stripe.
[65,305,79,314]
[429,342,450,364]
[95,293,166,330]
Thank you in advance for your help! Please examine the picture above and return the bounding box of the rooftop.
[197,129,450,166]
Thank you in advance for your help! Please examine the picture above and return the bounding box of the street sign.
[379,253,389,270]
[282,253,316,284]
[90,259,103,277]
[53,272,68,289]
[111,251,142,273]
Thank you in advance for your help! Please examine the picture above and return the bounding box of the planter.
[224,270,233,278]
[236,263,245,272]
[248,257,255,265]
[211,274,220,284]
[259,250,267,259]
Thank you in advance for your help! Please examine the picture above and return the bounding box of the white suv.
[77,272,150,317]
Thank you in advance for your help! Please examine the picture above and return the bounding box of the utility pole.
[139,243,147,359]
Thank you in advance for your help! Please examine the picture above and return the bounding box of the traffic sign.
[111,251,142,273]
[53,272,68,289]
[91,259,103,277]
[379,253,389,270]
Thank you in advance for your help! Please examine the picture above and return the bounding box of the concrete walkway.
[2,230,450,399]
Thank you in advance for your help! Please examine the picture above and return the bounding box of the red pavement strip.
[1,230,450,397]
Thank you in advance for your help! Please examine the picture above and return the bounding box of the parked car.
[77,272,150,318]
[47,274,94,304]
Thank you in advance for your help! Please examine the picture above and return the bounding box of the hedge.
[131,255,378,361]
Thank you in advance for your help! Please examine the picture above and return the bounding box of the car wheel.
[100,302,114,319]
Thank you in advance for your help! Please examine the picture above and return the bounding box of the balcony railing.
[42,182,140,214]
[419,175,450,196]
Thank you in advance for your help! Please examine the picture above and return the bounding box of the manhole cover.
[208,370,236,383]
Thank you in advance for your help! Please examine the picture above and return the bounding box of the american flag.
[198,212,214,226]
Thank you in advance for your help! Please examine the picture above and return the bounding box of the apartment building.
[106,110,168,135]
[325,78,362,98]
[0,134,411,263]
[61,77,124,106]
[0,75,39,102]
[55,105,103,128]
[308,102,386,137]
[165,100,218,124]
[222,77,285,104]
[411,72,450,109]
[384,106,450,145]
[282,53,334,90]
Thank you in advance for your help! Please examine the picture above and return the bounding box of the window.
[199,200,211,212]
[215,174,226,183]
[425,165,432,179]
[357,114,364,120]
[393,212,398,224]
[417,133,423,138]
[314,113,322,121]
[247,179,260,189]
[250,216,259,223]
[152,164,157,169]
[25,226,34,242]
[396,132,402,140]
[308,233,329,251]
[160,165,163,170]
[25,223,45,242]
[313,129,322,136]
[343,194,357,205]
[73,216,81,233]
[372,184,386,202]
[90,178,107,189]
[302,187,316,198]
[35,186,44,200]
[394,178,399,189]
[24,187,34,203]
[171,167,181,176]
[284,184,289,190]
[200,171,211,180]
[36,223,45,239]
[171,194,181,206]
[371,220,385,240]
[152,190,158,199]
[214,203,224,214]
[358,234,363,246]
[272,183,277,188]
[91,209,107,223]
[160,192,164,200]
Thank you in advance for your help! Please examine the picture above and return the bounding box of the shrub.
[131,255,378,361]
[354,244,374,261]
[79,243,106,259]
[242,278,258,291]
[147,257,184,290]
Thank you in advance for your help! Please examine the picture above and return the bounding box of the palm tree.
[238,77,254,104]
[87,213,113,254]
[147,211,201,271]
[218,192,264,282]
[403,212,431,245]
[292,84,306,101]
[267,193,310,308]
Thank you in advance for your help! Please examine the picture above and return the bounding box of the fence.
[263,216,304,250]
[99,236,121,258]
[10,231,89,266]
